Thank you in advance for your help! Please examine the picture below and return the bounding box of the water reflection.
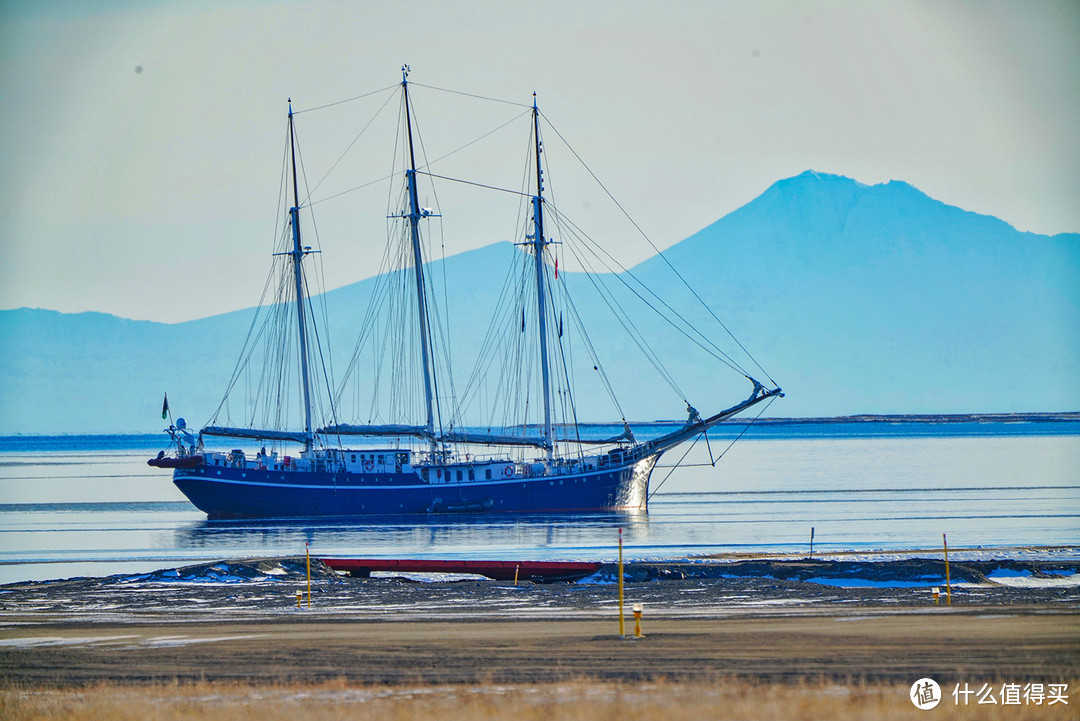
[2,434,1078,582]
[174,510,651,562]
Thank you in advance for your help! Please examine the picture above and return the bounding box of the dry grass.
[2,678,1076,721]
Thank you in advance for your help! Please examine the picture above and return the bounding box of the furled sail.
[436,431,549,448]
[438,429,636,448]
[318,424,432,439]
[200,426,313,444]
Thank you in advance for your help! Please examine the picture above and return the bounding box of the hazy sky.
[1,0,1077,323]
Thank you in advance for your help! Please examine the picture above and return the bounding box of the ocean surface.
[1,420,1078,585]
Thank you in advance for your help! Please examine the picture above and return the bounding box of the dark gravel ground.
[0,557,1076,624]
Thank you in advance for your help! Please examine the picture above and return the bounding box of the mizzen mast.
[401,66,438,454]
[531,93,555,461]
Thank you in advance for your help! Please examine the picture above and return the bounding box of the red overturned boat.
[323,558,603,583]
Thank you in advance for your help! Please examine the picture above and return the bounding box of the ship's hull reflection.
[174,510,650,562]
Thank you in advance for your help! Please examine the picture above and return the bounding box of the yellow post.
[514,564,520,586]
[306,541,312,608]
[943,533,952,606]
[296,590,302,609]
[618,528,625,638]
[633,603,644,638]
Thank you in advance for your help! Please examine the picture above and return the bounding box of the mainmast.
[531,94,554,461]
[401,67,438,455]
[287,100,315,452]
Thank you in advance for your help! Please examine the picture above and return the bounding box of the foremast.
[198,103,322,450]
[531,94,555,461]
[287,100,315,452]
[401,67,439,455]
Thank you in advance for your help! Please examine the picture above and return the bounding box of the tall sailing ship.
[149,68,782,518]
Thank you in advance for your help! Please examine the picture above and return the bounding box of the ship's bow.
[615,453,660,510]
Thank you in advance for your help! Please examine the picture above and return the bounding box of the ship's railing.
[199,449,347,474]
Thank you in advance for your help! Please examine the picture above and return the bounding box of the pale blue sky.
[1,0,1077,322]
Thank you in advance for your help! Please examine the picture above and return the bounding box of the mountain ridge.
[2,170,1076,434]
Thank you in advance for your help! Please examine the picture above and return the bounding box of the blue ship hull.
[173,456,658,519]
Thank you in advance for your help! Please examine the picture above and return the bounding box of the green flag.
[161,393,169,420]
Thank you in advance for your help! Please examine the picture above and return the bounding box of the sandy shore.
[2,612,1078,687]
[1,556,1078,686]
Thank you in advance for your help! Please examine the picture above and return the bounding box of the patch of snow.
[804,577,946,588]
[141,634,263,647]
[0,635,138,648]
[369,571,488,582]
[576,573,616,585]
[0,636,64,647]
[987,574,1080,588]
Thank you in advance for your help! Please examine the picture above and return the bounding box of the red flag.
[554,257,558,279]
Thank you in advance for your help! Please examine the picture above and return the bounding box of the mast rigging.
[287,100,315,451]
[531,93,555,460]
[402,66,439,455]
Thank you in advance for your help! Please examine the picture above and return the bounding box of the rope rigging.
[206,110,342,450]
[647,395,776,500]
[539,110,778,389]
[291,84,398,115]
[203,76,779,479]
[543,202,754,378]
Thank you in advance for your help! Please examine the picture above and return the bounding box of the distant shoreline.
[1,411,1078,440]
[715,410,1080,425]
[588,410,1080,428]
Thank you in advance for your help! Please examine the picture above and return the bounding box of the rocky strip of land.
[1,556,1077,624]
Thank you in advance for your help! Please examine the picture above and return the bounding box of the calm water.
[0,424,1077,584]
